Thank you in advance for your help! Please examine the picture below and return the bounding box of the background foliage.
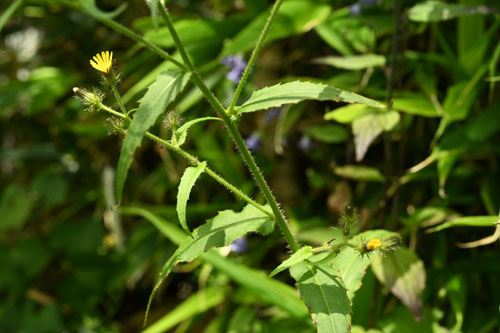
[1,0,499,332]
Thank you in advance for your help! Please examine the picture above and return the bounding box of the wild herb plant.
[2,0,500,332]
[70,1,403,331]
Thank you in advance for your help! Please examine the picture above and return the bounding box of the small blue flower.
[245,132,261,151]
[298,136,313,152]
[230,237,248,254]
[221,55,248,83]
[349,3,362,16]
[264,108,282,123]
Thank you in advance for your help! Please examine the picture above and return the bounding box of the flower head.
[366,237,382,251]
[90,51,113,74]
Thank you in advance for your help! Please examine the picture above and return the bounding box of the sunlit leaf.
[408,1,497,22]
[236,81,384,115]
[116,70,191,203]
[270,246,313,277]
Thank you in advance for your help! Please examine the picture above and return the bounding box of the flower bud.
[163,111,182,131]
[73,87,104,113]
[106,117,125,135]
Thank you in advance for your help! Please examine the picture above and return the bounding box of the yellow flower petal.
[90,51,113,74]
[366,237,382,251]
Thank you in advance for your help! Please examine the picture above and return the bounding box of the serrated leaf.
[371,248,426,319]
[80,0,127,20]
[176,117,221,146]
[116,70,191,203]
[270,246,313,277]
[314,54,386,70]
[408,1,497,22]
[290,262,351,333]
[119,206,309,318]
[145,204,275,324]
[235,81,384,115]
[426,215,499,233]
[177,162,206,236]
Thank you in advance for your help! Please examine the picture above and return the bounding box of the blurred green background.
[1,0,500,332]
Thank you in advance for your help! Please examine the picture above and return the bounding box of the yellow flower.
[366,237,382,251]
[90,51,113,74]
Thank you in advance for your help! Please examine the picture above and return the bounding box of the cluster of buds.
[106,117,125,135]
[163,111,183,132]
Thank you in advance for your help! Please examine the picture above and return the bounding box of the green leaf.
[176,117,221,146]
[145,16,249,48]
[223,0,331,56]
[324,104,371,124]
[426,215,499,233]
[334,165,384,182]
[408,1,497,22]
[110,207,311,318]
[314,54,386,70]
[79,0,127,20]
[446,275,466,331]
[236,81,384,115]
[371,248,426,319]
[269,246,313,277]
[116,70,191,203]
[352,111,400,161]
[145,204,275,323]
[443,80,481,122]
[143,287,225,333]
[146,0,159,30]
[290,262,351,333]
[177,162,207,236]
[392,96,440,117]
[304,124,348,144]
[465,102,500,142]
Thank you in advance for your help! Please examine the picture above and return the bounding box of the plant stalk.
[227,0,285,115]
[158,4,299,252]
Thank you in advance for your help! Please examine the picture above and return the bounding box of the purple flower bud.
[349,3,362,16]
[298,136,313,152]
[245,132,261,151]
[264,108,282,123]
[230,237,248,254]
[221,55,248,83]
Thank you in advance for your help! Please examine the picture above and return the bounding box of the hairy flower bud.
[339,206,360,236]
[106,117,125,135]
[73,87,104,113]
[163,111,183,131]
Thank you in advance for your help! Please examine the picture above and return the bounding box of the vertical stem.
[227,0,285,115]
[158,4,299,252]
[110,81,128,116]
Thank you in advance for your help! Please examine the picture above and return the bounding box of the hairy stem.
[158,4,299,252]
[98,103,272,218]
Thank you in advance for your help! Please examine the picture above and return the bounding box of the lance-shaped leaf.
[290,262,351,333]
[235,81,384,115]
[145,204,274,323]
[408,1,497,22]
[270,246,313,277]
[177,162,207,236]
[116,70,191,203]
